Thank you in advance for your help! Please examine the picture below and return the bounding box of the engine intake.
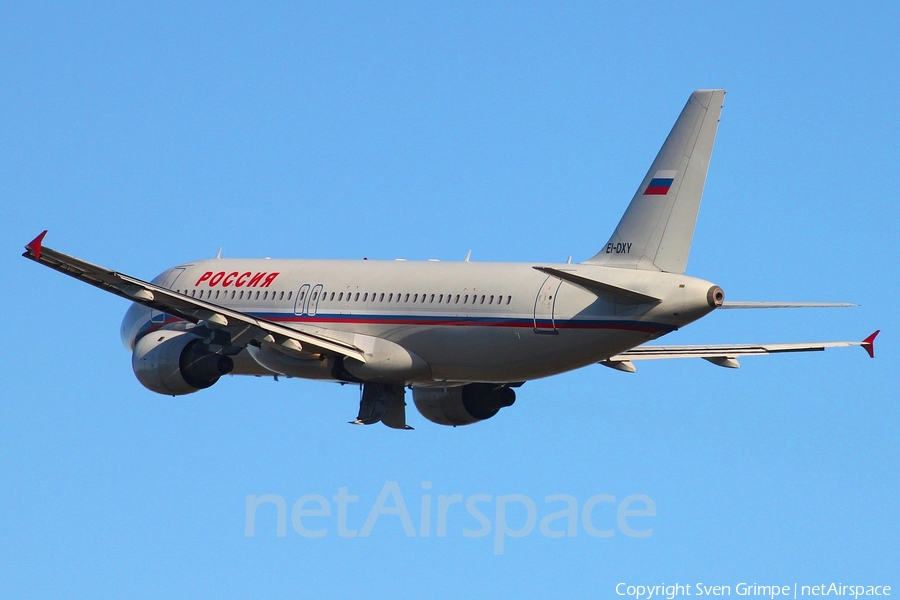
[132,330,233,396]
[413,383,516,426]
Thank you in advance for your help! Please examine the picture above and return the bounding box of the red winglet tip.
[26,230,48,260]
[862,329,880,358]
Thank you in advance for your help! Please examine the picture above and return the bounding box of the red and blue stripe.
[136,311,676,341]
[644,177,674,195]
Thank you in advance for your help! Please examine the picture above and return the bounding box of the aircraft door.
[533,276,561,333]
[294,284,311,315]
[308,284,324,316]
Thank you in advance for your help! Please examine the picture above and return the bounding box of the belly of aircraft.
[301,321,663,383]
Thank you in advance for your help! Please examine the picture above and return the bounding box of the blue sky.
[1,2,897,598]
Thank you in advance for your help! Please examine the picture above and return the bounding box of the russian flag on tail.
[644,170,677,195]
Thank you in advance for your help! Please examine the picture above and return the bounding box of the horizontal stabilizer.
[533,266,661,305]
[720,301,856,309]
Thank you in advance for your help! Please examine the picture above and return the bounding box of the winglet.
[25,230,48,261]
[862,330,880,359]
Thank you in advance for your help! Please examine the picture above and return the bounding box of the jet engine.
[132,330,234,396]
[412,383,516,426]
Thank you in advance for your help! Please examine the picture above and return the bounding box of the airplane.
[23,89,878,430]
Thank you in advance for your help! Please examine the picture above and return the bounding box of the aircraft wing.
[22,231,367,363]
[600,331,879,372]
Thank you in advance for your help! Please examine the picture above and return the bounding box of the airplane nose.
[707,285,725,308]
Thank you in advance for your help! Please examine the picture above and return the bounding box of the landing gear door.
[294,284,311,315]
[533,276,561,333]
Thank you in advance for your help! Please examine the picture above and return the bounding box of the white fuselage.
[121,258,719,384]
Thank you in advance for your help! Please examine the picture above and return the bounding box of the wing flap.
[23,232,367,362]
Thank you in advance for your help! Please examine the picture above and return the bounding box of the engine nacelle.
[412,383,516,426]
[132,330,234,396]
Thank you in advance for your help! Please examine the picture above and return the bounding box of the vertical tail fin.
[584,89,725,273]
